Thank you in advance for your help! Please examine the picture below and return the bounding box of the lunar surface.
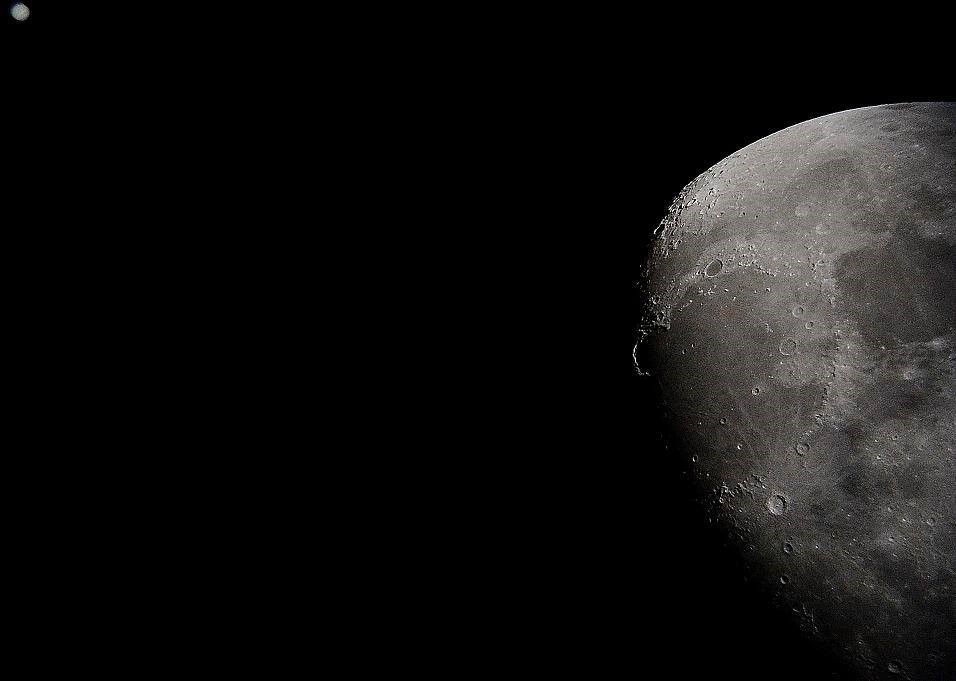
[635,103,956,680]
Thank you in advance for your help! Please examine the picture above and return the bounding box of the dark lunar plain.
[624,100,956,680]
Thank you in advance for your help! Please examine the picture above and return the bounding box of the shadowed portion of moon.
[636,103,956,680]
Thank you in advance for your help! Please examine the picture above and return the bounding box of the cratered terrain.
[635,103,956,680]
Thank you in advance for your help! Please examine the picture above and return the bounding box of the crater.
[704,259,724,277]
[767,493,788,516]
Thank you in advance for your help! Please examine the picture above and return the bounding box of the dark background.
[4,7,953,677]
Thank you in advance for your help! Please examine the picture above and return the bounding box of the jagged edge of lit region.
[630,103,943,381]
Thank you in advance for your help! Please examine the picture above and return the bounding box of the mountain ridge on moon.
[636,103,956,681]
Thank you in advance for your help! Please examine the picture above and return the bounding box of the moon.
[635,103,956,680]
[10,3,29,21]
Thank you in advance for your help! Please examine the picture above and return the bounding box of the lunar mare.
[637,103,956,680]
